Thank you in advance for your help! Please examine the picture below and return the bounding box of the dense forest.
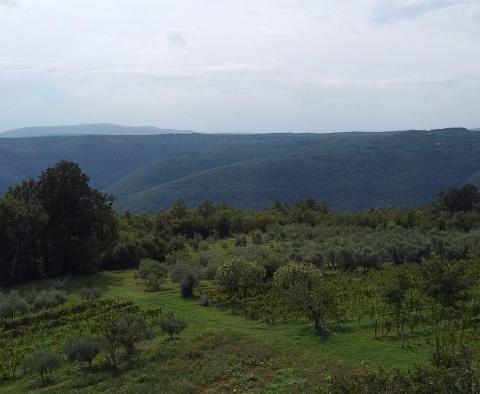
[2,161,480,392]
[2,128,480,212]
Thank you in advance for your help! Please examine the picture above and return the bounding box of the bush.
[235,233,247,247]
[198,252,211,267]
[138,259,168,291]
[33,289,67,310]
[117,314,152,360]
[252,230,264,245]
[204,262,218,280]
[48,278,68,290]
[159,313,187,340]
[102,242,142,270]
[0,342,22,379]
[101,313,152,366]
[23,349,62,383]
[79,287,102,302]
[0,291,29,320]
[199,296,210,307]
[63,336,100,368]
[181,273,199,298]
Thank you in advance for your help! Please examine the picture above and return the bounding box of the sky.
[0,0,479,133]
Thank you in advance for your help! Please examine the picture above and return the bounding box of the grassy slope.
[0,271,431,393]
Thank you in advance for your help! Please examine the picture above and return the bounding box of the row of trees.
[0,161,117,284]
[2,160,479,284]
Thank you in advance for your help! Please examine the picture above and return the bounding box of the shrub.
[0,291,30,320]
[102,242,142,270]
[180,273,199,298]
[79,287,102,302]
[252,230,264,245]
[159,313,187,340]
[235,233,247,247]
[101,313,152,365]
[48,278,68,290]
[117,314,152,360]
[189,234,202,250]
[0,342,22,379]
[199,296,210,307]
[198,251,211,267]
[33,289,67,310]
[138,259,168,291]
[0,299,14,321]
[23,349,62,383]
[63,336,100,368]
[204,262,218,280]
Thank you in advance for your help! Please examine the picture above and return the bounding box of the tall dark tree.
[36,161,117,276]
[438,184,480,213]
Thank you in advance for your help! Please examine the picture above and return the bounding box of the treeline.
[116,183,480,268]
[0,161,116,284]
[2,161,480,284]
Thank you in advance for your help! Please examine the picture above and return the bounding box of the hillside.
[1,128,480,211]
[0,123,197,138]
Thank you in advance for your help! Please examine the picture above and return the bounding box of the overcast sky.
[1,0,479,133]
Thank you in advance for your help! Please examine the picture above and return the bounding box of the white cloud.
[0,0,479,132]
[371,0,480,24]
[0,0,19,6]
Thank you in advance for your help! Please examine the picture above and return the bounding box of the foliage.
[23,349,62,383]
[216,259,266,301]
[33,289,67,311]
[0,161,117,284]
[138,258,168,291]
[0,291,29,320]
[159,313,187,340]
[63,336,100,368]
[100,313,152,365]
[79,287,103,302]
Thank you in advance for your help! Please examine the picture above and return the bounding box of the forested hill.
[0,123,197,138]
[1,128,480,212]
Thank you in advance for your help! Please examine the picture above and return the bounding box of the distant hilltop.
[0,123,198,138]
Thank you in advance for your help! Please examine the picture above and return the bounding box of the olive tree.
[63,336,100,368]
[216,259,266,300]
[23,349,62,383]
[273,262,337,332]
[159,313,187,340]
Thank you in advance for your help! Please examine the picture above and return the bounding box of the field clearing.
[1,270,432,393]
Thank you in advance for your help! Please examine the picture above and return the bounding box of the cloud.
[257,28,287,41]
[371,0,479,24]
[165,28,190,47]
[0,0,19,7]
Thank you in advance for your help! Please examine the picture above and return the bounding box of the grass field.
[0,271,433,393]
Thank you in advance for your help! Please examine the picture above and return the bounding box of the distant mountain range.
[0,123,197,138]
[1,127,480,212]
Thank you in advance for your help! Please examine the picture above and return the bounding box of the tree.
[234,233,247,247]
[63,336,100,368]
[36,161,117,276]
[138,259,168,291]
[180,273,199,298]
[159,313,187,340]
[23,349,62,384]
[438,184,480,213]
[33,289,67,311]
[79,287,102,302]
[216,259,266,300]
[421,260,471,311]
[273,262,337,332]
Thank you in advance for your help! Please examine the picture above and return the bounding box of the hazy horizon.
[1,0,479,133]
[0,122,478,137]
